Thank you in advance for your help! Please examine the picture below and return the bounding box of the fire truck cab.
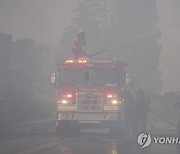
[51,58,130,135]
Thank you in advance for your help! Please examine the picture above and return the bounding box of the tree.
[0,33,57,124]
[60,0,162,93]
[114,0,162,93]
[0,33,14,99]
[11,38,41,99]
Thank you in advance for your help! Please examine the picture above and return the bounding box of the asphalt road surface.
[0,119,179,154]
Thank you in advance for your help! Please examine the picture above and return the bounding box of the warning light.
[67,94,72,98]
[107,94,118,99]
[63,93,73,98]
[78,60,87,63]
[107,94,113,98]
[65,60,73,63]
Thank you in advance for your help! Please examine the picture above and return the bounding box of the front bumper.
[57,112,123,123]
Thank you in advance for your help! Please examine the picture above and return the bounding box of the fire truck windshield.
[59,68,122,86]
[91,68,121,86]
[59,69,89,86]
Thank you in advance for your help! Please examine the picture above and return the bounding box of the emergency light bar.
[78,60,87,63]
[65,60,74,63]
[59,58,127,69]
[63,59,115,64]
[64,59,87,64]
[90,59,112,63]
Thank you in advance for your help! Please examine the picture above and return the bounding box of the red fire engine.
[51,57,131,135]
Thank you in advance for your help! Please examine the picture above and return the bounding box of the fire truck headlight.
[61,99,68,104]
[111,99,118,105]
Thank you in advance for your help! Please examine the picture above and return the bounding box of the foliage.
[0,33,55,123]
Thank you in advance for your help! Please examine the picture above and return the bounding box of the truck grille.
[76,93,103,112]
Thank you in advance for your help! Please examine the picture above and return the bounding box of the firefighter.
[134,89,150,133]
[124,91,135,135]
[72,28,87,59]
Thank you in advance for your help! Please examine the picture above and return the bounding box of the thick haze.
[156,0,180,93]
[0,0,180,93]
[0,0,78,44]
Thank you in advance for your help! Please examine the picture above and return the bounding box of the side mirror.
[126,74,132,85]
[175,102,180,108]
[51,73,56,86]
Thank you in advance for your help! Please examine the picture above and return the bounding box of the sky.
[0,0,77,44]
[0,0,180,93]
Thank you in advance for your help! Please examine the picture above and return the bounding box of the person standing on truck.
[72,28,87,59]
[134,89,150,133]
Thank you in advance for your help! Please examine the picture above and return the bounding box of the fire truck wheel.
[56,121,72,135]
[73,126,80,134]
[71,122,80,134]
[109,123,125,136]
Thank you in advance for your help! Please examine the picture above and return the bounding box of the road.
[0,118,179,154]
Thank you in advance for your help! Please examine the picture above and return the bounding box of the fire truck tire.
[56,121,72,135]
[109,123,125,136]
[73,126,80,134]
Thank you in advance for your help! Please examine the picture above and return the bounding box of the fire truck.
[51,57,132,135]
